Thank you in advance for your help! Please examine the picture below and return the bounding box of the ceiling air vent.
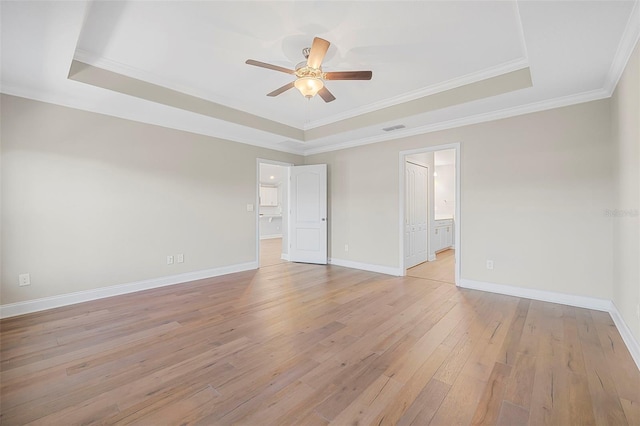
[382,124,406,132]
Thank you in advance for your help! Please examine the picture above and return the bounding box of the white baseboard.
[329,258,402,276]
[609,301,640,371]
[281,253,290,261]
[260,234,282,240]
[0,261,258,319]
[428,254,437,262]
[458,278,612,312]
[459,278,640,371]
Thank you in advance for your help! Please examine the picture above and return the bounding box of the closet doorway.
[399,144,460,285]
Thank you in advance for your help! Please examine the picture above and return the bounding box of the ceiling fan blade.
[318,86,336,103]
[324,71,373,81]
[246,59,294,75]
[267,81,295,97]
[307,37,330,69]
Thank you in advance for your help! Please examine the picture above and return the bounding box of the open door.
[405,161,428,268]
[289,164,327,264]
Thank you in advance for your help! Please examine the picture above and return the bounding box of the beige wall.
[1,95,302,305]
[307,99,614,300]
[611,40,640,342]
[1,73,630,317]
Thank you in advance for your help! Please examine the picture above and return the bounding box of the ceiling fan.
[245,37,372,103]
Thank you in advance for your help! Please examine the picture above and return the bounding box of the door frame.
[256,158,293,266]
[398,143,461,285]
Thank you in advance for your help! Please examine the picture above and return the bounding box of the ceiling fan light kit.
[294,77,324,98]
[246,36,373,103]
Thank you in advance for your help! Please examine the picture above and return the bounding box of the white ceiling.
[2,1,638,156]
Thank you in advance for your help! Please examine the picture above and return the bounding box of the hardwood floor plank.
[502,352,536,410]
[429,371,487,425]
[371,345,450,425]
[591,310,640,403]
[497,298,530,366]
[406,249,455,283]
[328,374,403,425]
[129,385,220,425]
[470,362,512,425]
[575,307,629,425]
[495,400,529,426]
[568,371,597,425]
[528,301,571,426]
[397,378,450,426]
[621,398,640,425]
[1,261,638,425]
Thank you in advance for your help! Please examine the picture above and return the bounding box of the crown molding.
[604,0,640,95]
[74,50,532,136]
[302,88,610,156]
[2,82,610,159]
[302,57,530,131]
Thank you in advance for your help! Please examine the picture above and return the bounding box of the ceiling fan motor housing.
[296,47,325,79]
[295,62,325,80]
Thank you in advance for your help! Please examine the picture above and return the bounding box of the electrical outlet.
[167,255,174,265]
[486,260,494,270]
[177,253,184,263]
[344,244,349,252]
[19,273,31,286]
[636,303,640,320]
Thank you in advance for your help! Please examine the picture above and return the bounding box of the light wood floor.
[1,263,639,425]
[407,249,455,284]
[260,237,287,268]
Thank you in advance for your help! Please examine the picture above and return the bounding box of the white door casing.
[289,164,327,264]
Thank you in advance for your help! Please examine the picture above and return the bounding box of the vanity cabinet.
[433,219,454,252]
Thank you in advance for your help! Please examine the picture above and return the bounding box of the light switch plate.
[247,204,254,212]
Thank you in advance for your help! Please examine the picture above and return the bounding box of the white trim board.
[458,278,611,311]
[328,258,402,277]
[0,261,258,319]
[609,302,640,372]
[459,278,640,371]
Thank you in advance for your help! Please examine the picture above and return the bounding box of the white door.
[405,161,428,268]
[289,164,327,264]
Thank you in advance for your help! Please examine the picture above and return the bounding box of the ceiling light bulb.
[294,77,323,98]
[270,175,275,180]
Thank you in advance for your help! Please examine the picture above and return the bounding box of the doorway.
[399,144,460,284]
[257,159,291,267]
